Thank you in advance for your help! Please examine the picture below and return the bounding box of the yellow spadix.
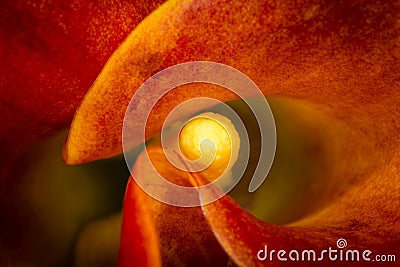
[178,112,239,182]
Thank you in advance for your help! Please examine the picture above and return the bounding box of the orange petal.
[64,0,399,164]
[196,168,400,266]
[0,0,164,158]
[118,177,161,267]
[127,146,229,266]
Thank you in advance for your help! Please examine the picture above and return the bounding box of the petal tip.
[62,138,85,165]
[62,140,74,165]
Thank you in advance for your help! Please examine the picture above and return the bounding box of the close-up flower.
[1,0,399,267]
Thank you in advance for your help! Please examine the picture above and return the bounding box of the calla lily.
[65,0,400,266]
[1,0,399,266]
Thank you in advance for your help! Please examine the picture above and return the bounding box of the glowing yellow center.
[178,113,239,182]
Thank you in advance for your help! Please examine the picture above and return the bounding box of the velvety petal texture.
[0,0,164,163]
[196,172,399,266]
[63,0,400,266]
[0,1,164,265]
[65,0,399,164]
[118,177,161,267]
[122,146,229,266]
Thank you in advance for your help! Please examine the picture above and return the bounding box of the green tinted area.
[227,97,332,225]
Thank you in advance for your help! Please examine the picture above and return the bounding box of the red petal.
[118,177,162,267]
[127,146,229,266]
[196,163,400,266]
[0,0,164,157]
[0,1,164,265]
